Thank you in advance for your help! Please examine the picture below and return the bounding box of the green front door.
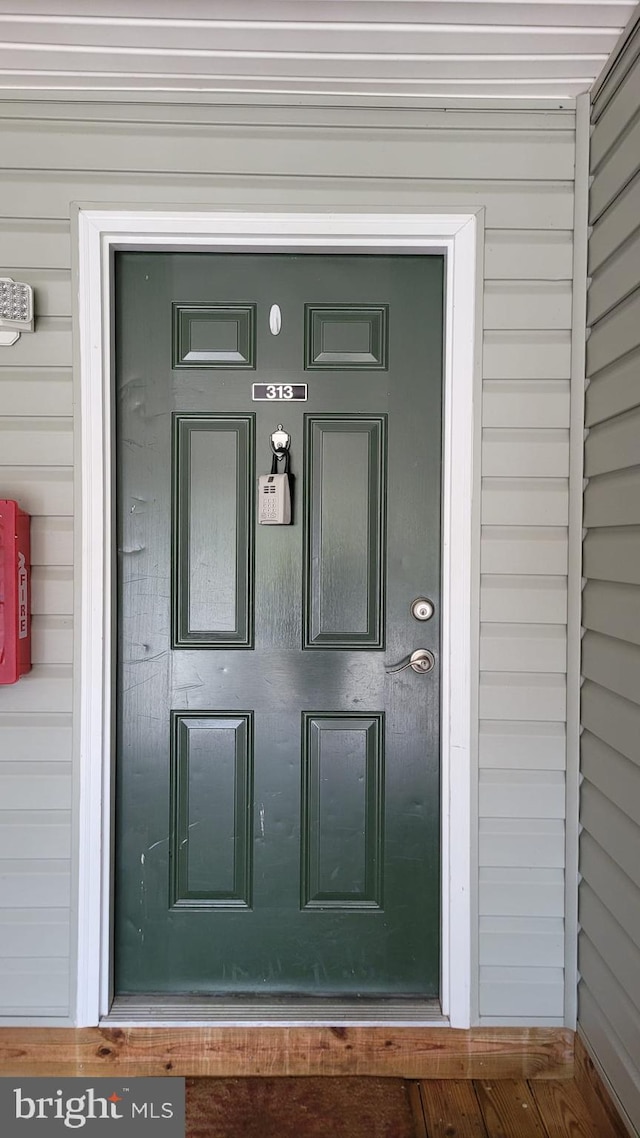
[115,252,443,997]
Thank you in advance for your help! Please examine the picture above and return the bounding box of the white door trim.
[74,208,482,1029]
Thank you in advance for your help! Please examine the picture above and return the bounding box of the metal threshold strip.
[104,995,444,1026]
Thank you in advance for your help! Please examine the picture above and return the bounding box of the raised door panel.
[170,713,253,910]
[301,713,384,910]
[173,304,256,368]
[305,305,388,369]
[304,416,386,648]
[172,414,254,648]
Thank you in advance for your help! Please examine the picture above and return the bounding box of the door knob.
[386,649,435,675]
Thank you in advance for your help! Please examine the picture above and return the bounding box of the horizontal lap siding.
[0,101,575,1023]
[580,38,640,1135]
[478,127,573,1020]
[0,148,73,1020]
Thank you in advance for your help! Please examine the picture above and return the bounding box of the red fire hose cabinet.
[0,499,31,684]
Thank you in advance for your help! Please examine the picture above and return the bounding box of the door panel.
[170,712,253,910]
[173,415,254,647]
[115,252,443,997]
[301,713,384,910]
[305,417,385,648]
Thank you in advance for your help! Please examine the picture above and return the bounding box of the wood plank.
[529,1078,603,1138]
[475,1079,547,1136]
[418,1080,486,1138]
[0,1027,574,1079]
[407,1081,429,1138]
[476,1024,560,1033]
[0,170,576,230]
[574,1031,633,1138]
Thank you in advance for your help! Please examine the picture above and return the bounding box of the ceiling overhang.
[0,1,638,106]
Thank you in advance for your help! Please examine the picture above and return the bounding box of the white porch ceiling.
[0,0,637,104]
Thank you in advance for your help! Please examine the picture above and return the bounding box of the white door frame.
[73,208,482,1029]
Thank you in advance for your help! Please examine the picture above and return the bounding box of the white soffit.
[0,1,637,105]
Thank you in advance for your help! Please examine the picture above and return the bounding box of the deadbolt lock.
[411,597,435,622]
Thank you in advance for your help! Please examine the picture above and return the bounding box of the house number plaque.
[252,383,307,401]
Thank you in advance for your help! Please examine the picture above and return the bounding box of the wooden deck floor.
[184,1072,629,1138]
[410,1078,627,1138]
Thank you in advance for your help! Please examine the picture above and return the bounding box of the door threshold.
[103,995,445,1027]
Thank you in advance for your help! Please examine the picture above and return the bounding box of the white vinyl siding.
[0,1,633,101]
[0,100,576,1024]
[579,21,640,1134]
